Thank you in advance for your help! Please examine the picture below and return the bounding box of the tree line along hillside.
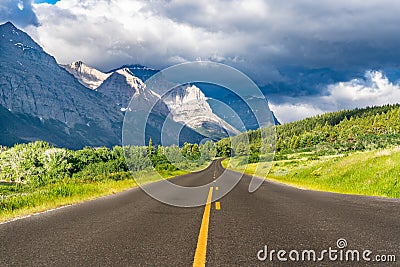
[1,104,400,187]
[0,140,216,186]
[219,104,400,158]
[0,140,217,214]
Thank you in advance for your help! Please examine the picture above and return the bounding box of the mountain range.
[62,59,241,140]
[0,22,121,148]
[1,21,277,149]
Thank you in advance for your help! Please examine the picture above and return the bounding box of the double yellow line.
[193,162,222,266]
[193,186,221,267]
[193,187,214,267]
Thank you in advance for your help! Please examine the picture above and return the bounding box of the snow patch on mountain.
[62,58,240,138]
[162,85,240,136]
[97,67,170,117]
[115,68,146,94]
[0,22,122,148]
[61,61,111,89]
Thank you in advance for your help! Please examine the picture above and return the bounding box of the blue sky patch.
[34,0,59,4]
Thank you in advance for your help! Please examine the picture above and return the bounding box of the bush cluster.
[0,139,218,187]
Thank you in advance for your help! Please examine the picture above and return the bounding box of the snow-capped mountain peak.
[1,21,42,51]
[96,67,158,113]
[62,58,241,139]
[61,61,111,89]
[162,84,240,137]
[115,68,146,94]
[0,22,122,148]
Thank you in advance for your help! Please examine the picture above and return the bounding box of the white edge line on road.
[0,204,75,226]
[0,186,142,226]
[1,161,221,226]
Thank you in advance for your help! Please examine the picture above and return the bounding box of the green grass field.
[2,147,399,223]
[223,148,400,198]
[0,168,188,222]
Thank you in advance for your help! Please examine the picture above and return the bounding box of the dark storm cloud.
[155,0,400,73]
[24,0,400,84]
[6,0,400,122]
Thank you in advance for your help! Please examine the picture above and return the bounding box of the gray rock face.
[61,61,110,90]
[97,70,239,139]
[97,68,170,117]
[0,22,122,148]
[96,68,240,139]
[0,22,239,147]
[98,70,207,146]
[162,85,240,137]
[97,68,145,110]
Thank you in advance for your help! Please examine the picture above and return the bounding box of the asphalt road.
[0,160,399,266]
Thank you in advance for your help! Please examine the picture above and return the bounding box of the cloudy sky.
[2,0,400,122]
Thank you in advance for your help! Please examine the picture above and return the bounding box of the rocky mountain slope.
[96,68,168,114]
[72,63,240,139]
[0,22,206,147]
[0,21,275,148]
[93,65,281,130]
[0,22,122,148]
[97,68,217,145]
[162,85,240,138]
[109,64,159,82]
[61,61,110,89]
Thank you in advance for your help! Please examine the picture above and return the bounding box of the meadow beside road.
[0,142,212,222]
[0,159,399,266]
[2,146,400,224]
[224,147,400,199]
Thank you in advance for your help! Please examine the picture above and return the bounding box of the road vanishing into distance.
[1,160,399,266]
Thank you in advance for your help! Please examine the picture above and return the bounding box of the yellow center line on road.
[193,187,214,267]
[215,202,220,210]
[213,163,217,179]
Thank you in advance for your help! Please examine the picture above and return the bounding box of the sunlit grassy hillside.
[223,148,400,198]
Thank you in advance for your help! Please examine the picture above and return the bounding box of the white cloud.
[18,0,400,123]
[27,0,252,71]
[269,102,325,123]
[324,71,400,109]
[17,1,24,11]
[14,0,400,79]
[4,0,400,123]
[270,71,400,123]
